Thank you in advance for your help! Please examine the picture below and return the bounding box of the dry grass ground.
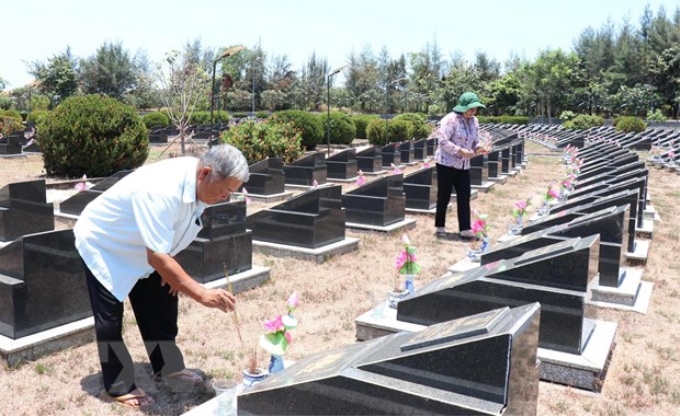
[0,140,679,415]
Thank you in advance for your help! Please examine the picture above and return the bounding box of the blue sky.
[2,0,678,90]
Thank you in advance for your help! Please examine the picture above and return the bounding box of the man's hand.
[200,288,237,313]
[160,278,179,296]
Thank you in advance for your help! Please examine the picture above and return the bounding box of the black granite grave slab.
[59,171,133,216]
[0,230,90,339]
[403,167,437,210]
[500,146,511,174]
[356,146,383,173]
[487,150,501,178]
[0,180,54,241]
[239,303,541,415]
[412,139,426,161]
[380,143,401,167]
[0,134,21,155]
[342,174,406,226]
[398,255,594,354]
[426,138,437,156]
[175,200,253,283]
[246,185,345,248]
[325,149,358,180]
[398,141,414,164]
[240,158,285,195]
[283,152,328,186]
[469,155,488,186]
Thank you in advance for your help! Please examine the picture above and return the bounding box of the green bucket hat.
[453,92,486,113]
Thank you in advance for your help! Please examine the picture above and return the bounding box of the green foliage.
[646,109,667,122]
[559,110,576,121]
[477,116,529,125]
[39,94,149,177]
[232,112,249,118]
[0,96,11,110]
[394,113,432,139]
[366,118,413,145]
[221,119,304,165]
[0,116,22,136]
[351,115,378,139]
[255,111,270,119]
[318,112,356,145]
[615,116,647,133]
[269,110,323,150]
[1,109,22,120]
[562,114,604,130]
[188,111,211,125]
[26,110,51,127]
[142,111,171,128]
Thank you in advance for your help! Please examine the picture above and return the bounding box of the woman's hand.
[458,148,476,159]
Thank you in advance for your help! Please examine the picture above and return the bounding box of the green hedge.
[477,116,529,125]
[351,114,379,139]
[39,94,149,177]
[143,111,171,128]
[318,112,357,145]
[366,118,413,145]
[221,119,304,165]
[562,114,604,130]
[615,116,646,133]
[394,113,432,139]
[269,110,324,150]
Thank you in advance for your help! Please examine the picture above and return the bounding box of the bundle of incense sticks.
[224,264,246,349]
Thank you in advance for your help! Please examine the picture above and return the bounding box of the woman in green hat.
[434,91,488,239]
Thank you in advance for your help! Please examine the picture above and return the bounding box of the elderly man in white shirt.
[74,144,249,407]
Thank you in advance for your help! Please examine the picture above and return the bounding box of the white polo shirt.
[74,157,206,301]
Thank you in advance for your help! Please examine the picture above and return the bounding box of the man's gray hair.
[200,144,250,183]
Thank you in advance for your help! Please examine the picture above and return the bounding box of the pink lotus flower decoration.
[471,210,491,238]
[390,163,402,174]
[356,170,366,186]
[512,198,531,218]
[259,291,299,356]
[395,234,420,275]
[312,179,319,188]
[74,174,93,192]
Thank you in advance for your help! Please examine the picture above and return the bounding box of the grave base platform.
[538,319,616,392]
[345,218,417,233]
[362,170,387,176]
[471,181,495,193]
[326,176,359,183]
[589,267,652,313]
[405,203,451,216]
[355,307,616,393]
[252,237,359,264]
[643,205,660,221]
[488,175,509,184]
[230,191,293,203]
[635,219,654,238]
[626,239,650,264]
[203,265,272,294]
[0,318,94,366]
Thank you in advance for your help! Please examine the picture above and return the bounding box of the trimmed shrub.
[646,109,667,122]
[26,110,51,130]
[366,118,413,145]
[394,113,431,139]
[559,111,576,121]
[0,110,23,136]
[142,111,171,128]
[188,111,211,126]
[255,111,270,119]
[351,114,379,139]
[562,114,604,130]
[269,110,323,150]
[40,94,149,177]
[221,119,304,165]
[615,116,646,133]
[318,112,356,145]
[477,116,529,125]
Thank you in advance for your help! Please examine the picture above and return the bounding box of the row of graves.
[0,127,536,413]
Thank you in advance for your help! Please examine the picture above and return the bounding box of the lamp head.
[216,45,246,61]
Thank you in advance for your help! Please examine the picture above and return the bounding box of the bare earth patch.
[1,141,679,415]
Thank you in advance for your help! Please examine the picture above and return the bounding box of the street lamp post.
[210,45,245,138]
[251,56,261,117]
[326,65,348,155]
